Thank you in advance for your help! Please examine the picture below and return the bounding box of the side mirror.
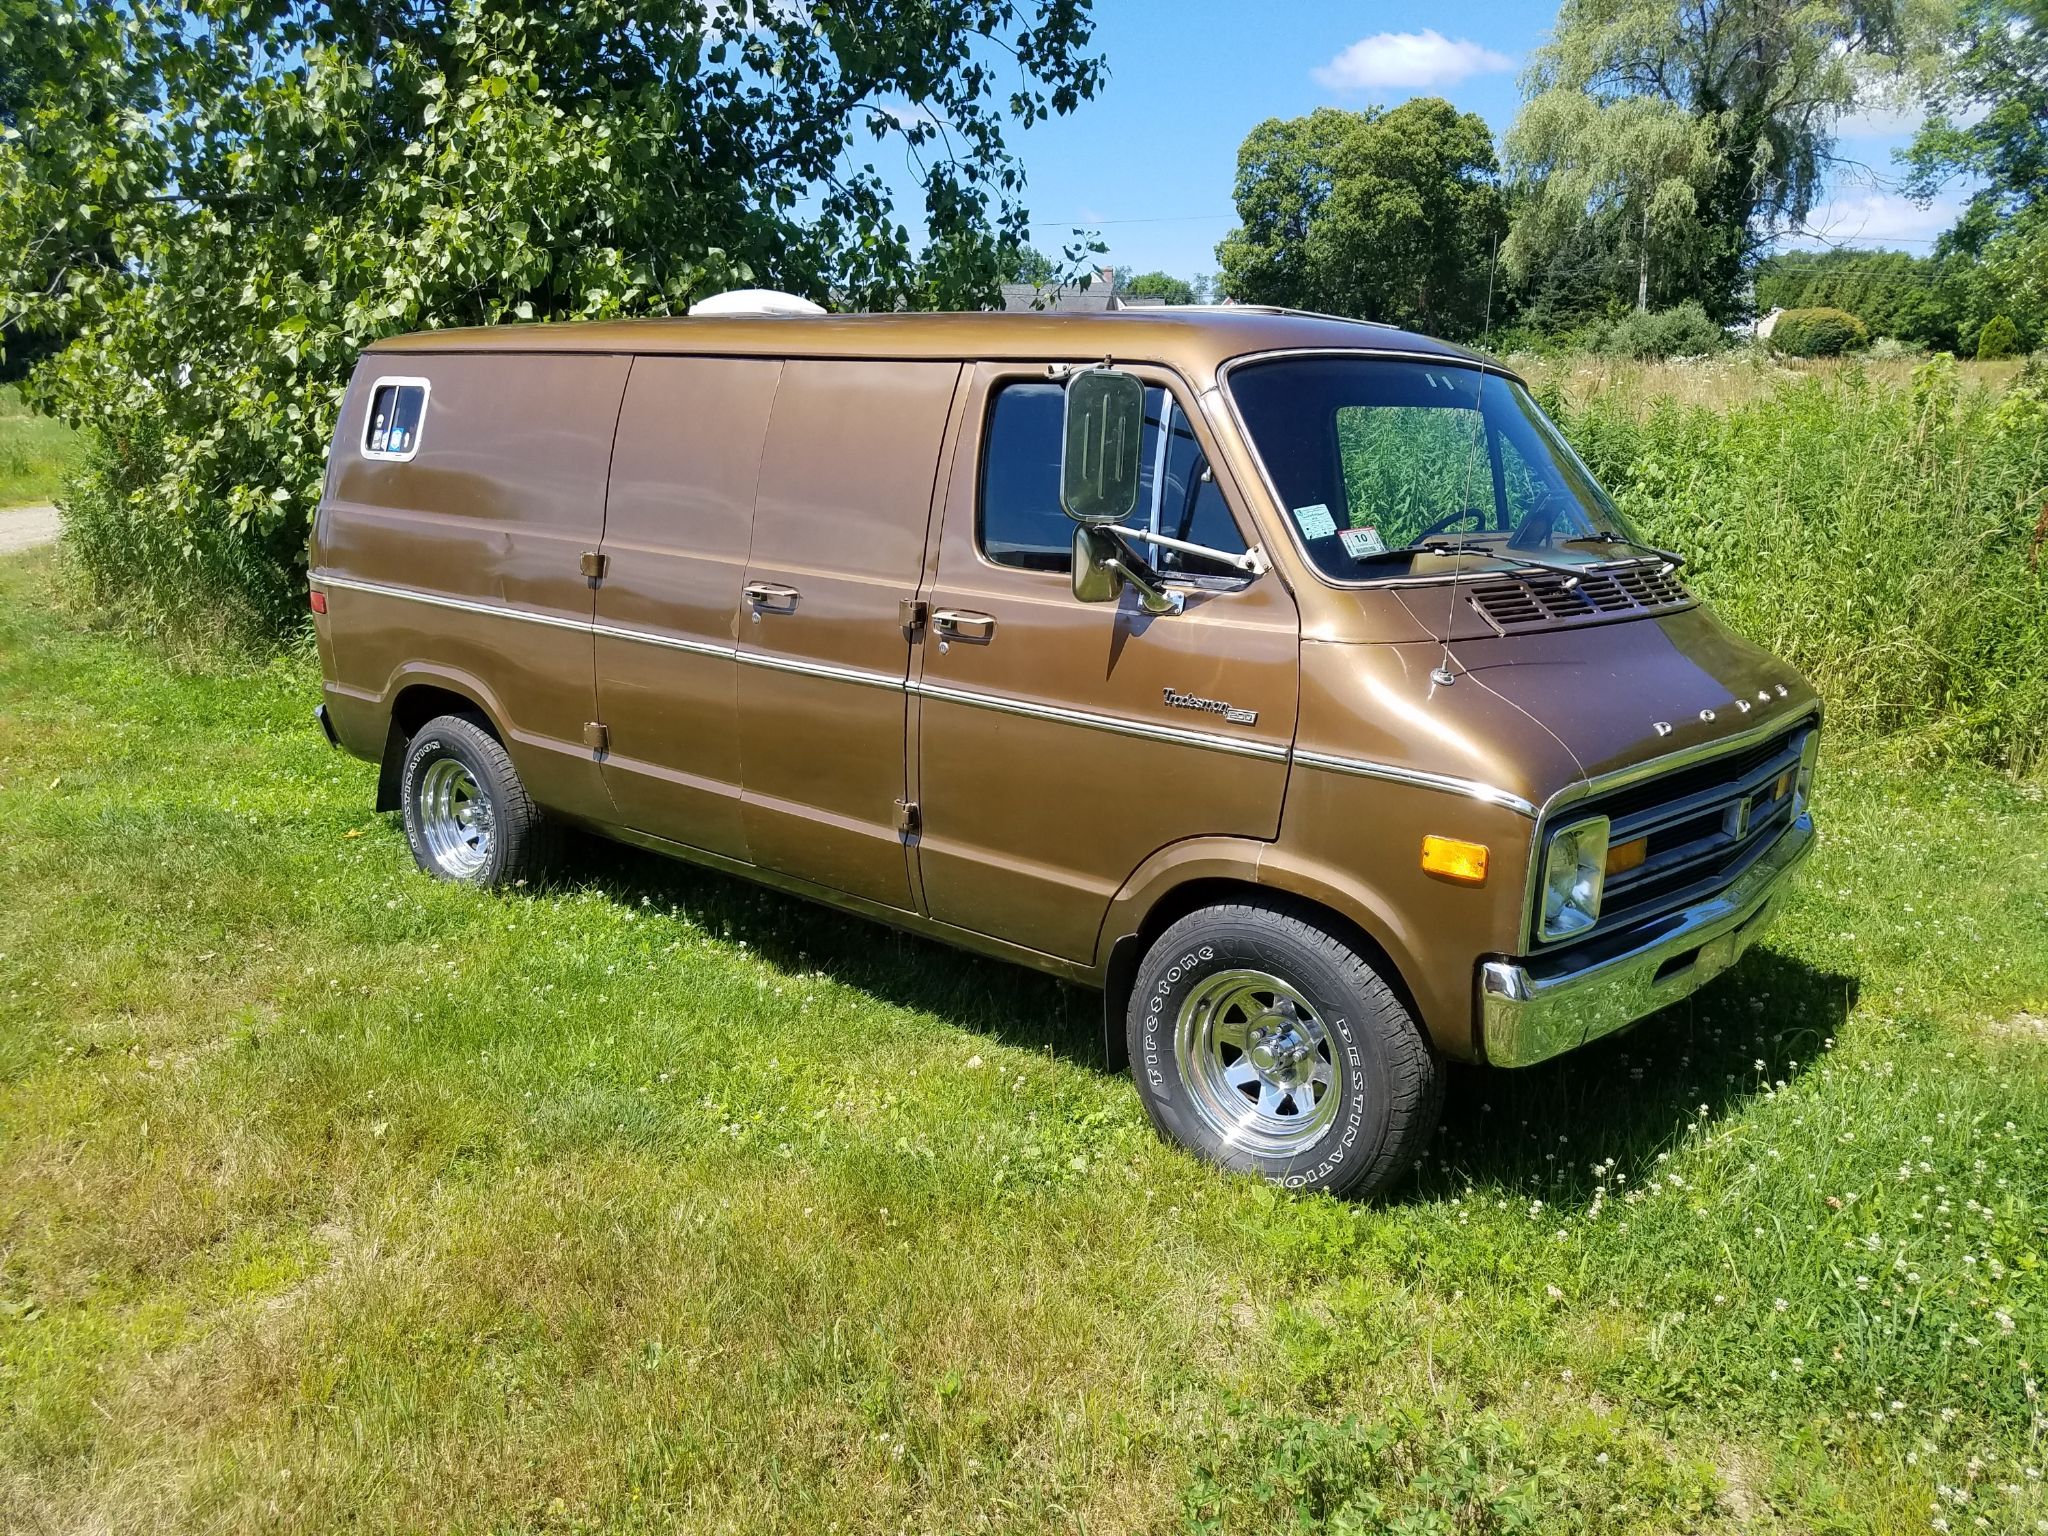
[1060,367,1145,525]
[1071,526,1120,604]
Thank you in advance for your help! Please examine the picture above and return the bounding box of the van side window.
[978,380,1248,576]
[362,378,429,461]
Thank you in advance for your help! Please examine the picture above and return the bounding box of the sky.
[878,0,1970,282]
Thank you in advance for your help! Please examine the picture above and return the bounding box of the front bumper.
[1479,811,1816,1067]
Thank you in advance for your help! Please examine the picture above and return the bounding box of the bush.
[1768,306,1868,357]
[1977,314,2022,360]
[1594,301,1725,359]
[1867,335,1925,360]
[1559,356,2048,768]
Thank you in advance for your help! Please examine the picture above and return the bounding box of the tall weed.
[1558,357,2048,770]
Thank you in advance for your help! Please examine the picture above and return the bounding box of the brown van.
[310,300,1818,1198]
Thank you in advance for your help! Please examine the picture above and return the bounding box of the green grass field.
[1,547,2044,1533]
[0,385,81,508]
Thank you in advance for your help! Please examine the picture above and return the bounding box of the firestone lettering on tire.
[1141,945,1213,1092]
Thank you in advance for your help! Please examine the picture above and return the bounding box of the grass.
[1,550,2044,1532]
[0,385,81,508]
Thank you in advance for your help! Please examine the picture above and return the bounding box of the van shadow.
[1414,949,1860,1205]
[548,837,1856,1205]
[552,835,1107,1064]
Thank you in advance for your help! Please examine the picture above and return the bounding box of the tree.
[1215,98,1507,338]
[1121,270,1197,305]
[1504,93,1719,312]
[0,0,1105,636]
[1903,0,2047,350]
[1508,0,1913,319]
[1752,247,1962,346]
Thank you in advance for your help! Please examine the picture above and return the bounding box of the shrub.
[1559,356,2048,769]
[1977,314,2022,360]
[1594,301,1725,359]
[1867,335,1925,360]
[1768,306,1868,357]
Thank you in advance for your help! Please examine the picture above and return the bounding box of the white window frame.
[360,375,432,463]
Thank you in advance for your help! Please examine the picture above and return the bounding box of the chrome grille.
[1469,562,1693,634]
[1536,722,1813,951]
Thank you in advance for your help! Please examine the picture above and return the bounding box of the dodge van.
[310,301,1818,1198]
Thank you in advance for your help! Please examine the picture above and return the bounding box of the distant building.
[996,264,1168,314]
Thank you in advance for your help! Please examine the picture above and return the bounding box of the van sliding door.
[592,356,779,860]
[734,360,962,911]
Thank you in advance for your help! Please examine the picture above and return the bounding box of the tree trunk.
[1638,205,1650,312]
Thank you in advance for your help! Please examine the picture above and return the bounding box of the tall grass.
[1552,356,2048,771]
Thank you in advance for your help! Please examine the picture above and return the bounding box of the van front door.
[914,365,1301,964]
[735,360,963,911]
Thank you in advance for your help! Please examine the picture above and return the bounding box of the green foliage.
[1767,306,1869,357]
[1561,356,2048,767]
[1216,98,1506,338]
[0,0,1104,642]
[1120,270,1198,305]
[1753,248,1960,346]
[1977,312,2022,359]
[1591,300,1725,358]
[0,384,80,507]
[1511,0,1915,317]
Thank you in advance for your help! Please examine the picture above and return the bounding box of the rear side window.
[977,380,1247,576]
[362,377,429,461]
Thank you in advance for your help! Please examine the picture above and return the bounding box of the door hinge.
[895,798,921,837]
[579,550,608,580]
[899,597,929,637]
[583,721,609,756]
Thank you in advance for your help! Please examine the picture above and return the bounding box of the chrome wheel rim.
[1174,969,1344,1157]
[418,757,493,878]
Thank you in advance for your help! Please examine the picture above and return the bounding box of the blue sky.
[885,1,1967,281]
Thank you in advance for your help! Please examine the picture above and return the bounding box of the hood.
[1445,605,1818,785]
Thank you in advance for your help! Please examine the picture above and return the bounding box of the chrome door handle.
[931,608,996,642]
[743,582,801,610]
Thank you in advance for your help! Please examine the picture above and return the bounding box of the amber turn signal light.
[1421,835,1489,885]
[1606,835,1648,876]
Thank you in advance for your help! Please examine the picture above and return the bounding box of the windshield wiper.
[1556,531,1686,569]
[1346,537,1594,582]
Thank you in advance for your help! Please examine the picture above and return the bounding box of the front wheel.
[1126,901,1443,1199]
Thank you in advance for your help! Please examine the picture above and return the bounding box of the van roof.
[366,306,1498,375]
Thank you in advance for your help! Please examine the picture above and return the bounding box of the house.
[996,265,1168,314]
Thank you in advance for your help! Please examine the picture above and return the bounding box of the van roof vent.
[687,288,827,318]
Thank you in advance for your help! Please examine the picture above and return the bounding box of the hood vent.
[1467,562,1693,634]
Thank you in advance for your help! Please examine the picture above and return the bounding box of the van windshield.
[1225,355,1647,583]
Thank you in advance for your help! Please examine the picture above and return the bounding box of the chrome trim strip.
[591,620,730,660]
[912,679,1291,761]
[1538,710,1821,823]
[1292,749,1538,818]
[738,648,906,691]
[317,573,593,634]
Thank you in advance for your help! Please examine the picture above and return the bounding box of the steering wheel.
[1416,507,1490,541]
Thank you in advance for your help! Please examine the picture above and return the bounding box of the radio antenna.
[1432,230,1501,689]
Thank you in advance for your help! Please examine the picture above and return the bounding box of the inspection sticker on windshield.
[1339,525,1386,559]
[1292,502,1338,539]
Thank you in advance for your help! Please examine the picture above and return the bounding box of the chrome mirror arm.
[1104,524,1266,576]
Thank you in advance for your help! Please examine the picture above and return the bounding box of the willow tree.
[0,0,1104,636]
[1506,0,1915,318]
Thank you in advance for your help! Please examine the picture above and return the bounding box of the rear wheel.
[1126,901,1442,1199]
[399,713,554,887]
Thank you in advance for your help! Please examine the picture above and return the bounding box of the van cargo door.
[593,356,780,861]
[735,360,962,911]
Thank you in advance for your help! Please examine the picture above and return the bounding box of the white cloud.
[1777,192,1962,250]
[1312,30,1514,92]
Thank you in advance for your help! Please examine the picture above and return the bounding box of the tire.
[1126,901,1443,1199]
[398,713,555,888]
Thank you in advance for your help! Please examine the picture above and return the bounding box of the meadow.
[0,384,82,509]
[1,522,2044,1533]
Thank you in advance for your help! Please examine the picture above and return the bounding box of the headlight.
[1540,815,1609,941]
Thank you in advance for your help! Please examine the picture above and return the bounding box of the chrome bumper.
[1480,812,1816,1068]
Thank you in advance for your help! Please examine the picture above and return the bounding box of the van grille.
[1536,721,1813,951]
[1468,562,1693,633]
